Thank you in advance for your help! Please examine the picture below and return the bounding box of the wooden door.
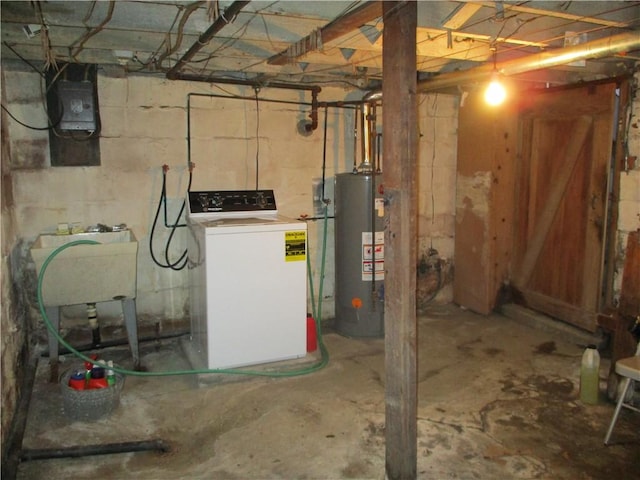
[512,82,617,332]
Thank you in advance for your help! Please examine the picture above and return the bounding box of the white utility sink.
[31,230,138,307]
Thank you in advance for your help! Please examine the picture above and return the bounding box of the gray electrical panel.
[57,80,96,131]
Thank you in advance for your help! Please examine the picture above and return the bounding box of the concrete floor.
[16,304,640,479]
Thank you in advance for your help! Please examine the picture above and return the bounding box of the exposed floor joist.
[267,1,382,66]
[475,1,635,28]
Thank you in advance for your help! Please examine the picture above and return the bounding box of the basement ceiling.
[1,1,639,91]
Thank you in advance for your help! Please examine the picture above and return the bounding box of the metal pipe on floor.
[20,439,170,461]
[1,355,38,479]
[41,330,190,358]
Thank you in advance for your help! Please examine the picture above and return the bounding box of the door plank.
[581,112,615,312]
[514,115,592,288]
[523,290,598,331]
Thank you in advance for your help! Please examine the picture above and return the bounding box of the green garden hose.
[37,213,330,378]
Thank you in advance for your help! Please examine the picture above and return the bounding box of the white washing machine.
[187,190,307,369]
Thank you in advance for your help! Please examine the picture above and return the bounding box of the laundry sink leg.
[121,298,140,369]
[46,306,61,382]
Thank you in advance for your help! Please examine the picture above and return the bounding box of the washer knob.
[256,192,267,208]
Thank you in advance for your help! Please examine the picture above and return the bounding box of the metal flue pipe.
[361,102,373,170]
[364,31,640,100]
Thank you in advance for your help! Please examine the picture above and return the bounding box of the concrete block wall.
[619,170,640,231]
[612,73,640,306]
[417,93,458,258]
[617,168,640,301]
[416,93,458,303]
[2,62,459,335]
[1,65,24,457]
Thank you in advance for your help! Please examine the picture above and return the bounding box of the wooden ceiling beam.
[476,1,632,28]
[442,2,482,30]
[267,1,382,66]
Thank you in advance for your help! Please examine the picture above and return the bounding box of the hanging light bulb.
[485,44,506,106]
[485,73,506,106]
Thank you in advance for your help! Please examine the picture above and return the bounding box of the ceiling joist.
[442,3,483,30]
[475,1,634,29]
[267,1,382,66]
[1,1,637,89]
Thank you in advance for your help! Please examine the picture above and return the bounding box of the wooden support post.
[382,2,418,479]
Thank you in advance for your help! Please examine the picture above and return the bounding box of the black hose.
[149,167,192,270]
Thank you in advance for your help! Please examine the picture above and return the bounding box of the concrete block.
[100,137,186,172]
[3,70,42,103]
[124,107,186,139]
[126,76,187,107]
[98,75,128,107]
[617,200,640,231]
[619,170,640,202]
[628,130,640,158]
[99,106,127,137]
[190,104,249,139]
[9,137,50,169]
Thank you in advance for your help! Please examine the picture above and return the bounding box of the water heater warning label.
[285,231,306,262]
[362,231,384,281]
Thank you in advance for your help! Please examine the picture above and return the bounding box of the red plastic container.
[87,377,109,389]
[306,314,317,353]
[68,371,86,390]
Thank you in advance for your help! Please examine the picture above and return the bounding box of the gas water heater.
[334,170,384,337]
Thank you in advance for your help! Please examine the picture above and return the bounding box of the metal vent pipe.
[364,31,640,101]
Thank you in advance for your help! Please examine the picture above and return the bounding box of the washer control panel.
[188,190,277,215]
